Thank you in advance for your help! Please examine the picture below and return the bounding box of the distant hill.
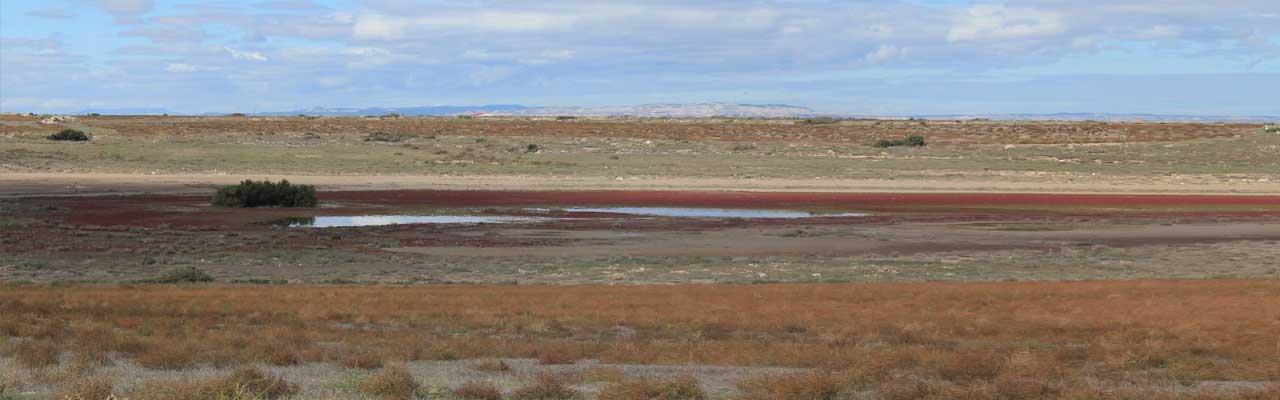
[68,104,1277,123]
[908,113,1280,123]
[77,107,174,115]
[255,103,817,118]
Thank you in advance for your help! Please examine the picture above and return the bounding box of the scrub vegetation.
[0,281,1277,398]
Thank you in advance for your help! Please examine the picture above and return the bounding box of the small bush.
[799,117,839,125]
[155,266,214,284]
[454,381,503,400]
[211,179,317,208]
[359,365,420,400]
[54,376,114,400]
[47,129,90,141]
[469,358,511,372]
[132,368,295,400]
[342,350,385,369]
[511,374,577,400]
[1264,125,1279,133]
[736,372,845,400]
[525,144,542,153]
[555,116,576,120]
[583,366,625,383]
[873,134,926,148]
[598,375,706,400]
[365,132,409,142]
[15,339,59,368]
[536,351,576,365]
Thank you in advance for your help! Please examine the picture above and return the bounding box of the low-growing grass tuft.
[211,179,317,208]
[469,358,511,372]
[511,374,577,400]
[736,371,845,400]
[53,376,114,400]
[453,381,503,400]
[131,367,295,400]
[359,365,420,400]
[15,339,59,368]
[153,266,214,284]
[597,375,706,400]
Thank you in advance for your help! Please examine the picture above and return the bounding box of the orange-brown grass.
[359,365,419,400]
[736,371,844,400]
[469,358,511,372]
[511,373,578,400]
[597,375,706,400]
[15,339,59,368]
[453,381,503,400]
[52,376,113,400]
[1,280,1278,394]
[130,367,295,400]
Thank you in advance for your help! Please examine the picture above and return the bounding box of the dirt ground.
[3,189,1278,284]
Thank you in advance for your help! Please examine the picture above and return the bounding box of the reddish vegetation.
[6,115,1256,145]
[1,281,1277,397]
[15,190,1280,229]
[324,189,1280,209]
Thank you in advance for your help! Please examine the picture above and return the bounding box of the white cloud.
[519,49,576,65]
[224,46,268,61]
[353,14,410,40]
[1136,25,1183,40]
[947,5,1068,43]
[864,45,905,64]
[165,63,220,72]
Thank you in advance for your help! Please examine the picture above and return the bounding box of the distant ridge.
[255,103,817,118]
[907,113,1280,123]
[63,104,1278,123]
[77,107,174,115]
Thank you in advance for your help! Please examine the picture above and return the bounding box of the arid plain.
[1,115,1278,399]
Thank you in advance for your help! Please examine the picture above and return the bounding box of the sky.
[1,0,1278,115]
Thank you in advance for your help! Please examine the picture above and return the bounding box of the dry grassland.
[1,280,1277,398]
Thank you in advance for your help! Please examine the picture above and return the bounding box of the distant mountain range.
[68,103,1279,122]
[253,103,817,118]
[909,113,1280,123]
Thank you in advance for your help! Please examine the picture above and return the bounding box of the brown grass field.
[2,281,1278,399]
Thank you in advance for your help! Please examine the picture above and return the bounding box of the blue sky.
[1,0,1278,115]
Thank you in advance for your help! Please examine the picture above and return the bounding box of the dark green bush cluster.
[212,179,317,208]
[874,134,926,148]
[1264,125,1279,133]
[799,117,840,125]
[47,129,90,141]
[365,132,409,142]
[154,266,214,283]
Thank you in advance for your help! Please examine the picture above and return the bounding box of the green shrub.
[365,132,409,142]
[155,266,214,284]
[873,134,927,148]
[799,117,839,125]
[1264,125,1279,133]
[212,179,317,208]
[47,129,90,141]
